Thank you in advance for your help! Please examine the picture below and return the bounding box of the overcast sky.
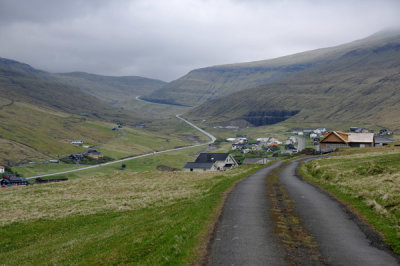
[0,0,399,81]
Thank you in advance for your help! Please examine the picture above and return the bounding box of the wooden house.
[318,131,374,153]
[87,150,103,159]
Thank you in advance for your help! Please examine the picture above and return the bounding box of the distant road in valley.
[26,115,215,180]
[135,95,146,102]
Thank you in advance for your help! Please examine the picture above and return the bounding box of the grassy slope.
[188,32,400,130]
[45,72,166,107]
[0,101,120,165]
[94,117,209,159]
[123,97,192,119]
[0,59,144,124]
[144,30,400,107]
[0,147,262,265]
[299,146,400,254]
[11,115,210,175]
[0,58,196,165]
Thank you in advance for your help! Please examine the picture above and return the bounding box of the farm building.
[184,153,238,172]
[87,150,103,159]
[318,131,374,153]
[374,137,395,146]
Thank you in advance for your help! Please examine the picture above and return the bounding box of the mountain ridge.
[143,30,400,107]
[186,31,400,130]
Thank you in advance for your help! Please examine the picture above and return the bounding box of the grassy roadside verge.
[298,150,400,255]
[0,165,263,265]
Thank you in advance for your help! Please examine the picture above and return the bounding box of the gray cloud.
[0,0,399,81]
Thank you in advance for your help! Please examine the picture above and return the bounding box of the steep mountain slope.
[44,72,166,106]
[144,30,400,107]
[187,31,400,130]
[0,58,142,123]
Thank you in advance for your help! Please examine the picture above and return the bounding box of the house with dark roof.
[318,131,374,153]
[184,153,238,172]
[374,136,394,146]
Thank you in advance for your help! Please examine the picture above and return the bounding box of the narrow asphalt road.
[280,159,399,266]
[208,162,285,265]
[208,159,399,265]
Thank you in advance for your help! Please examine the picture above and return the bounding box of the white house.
[0,166,4,174]
[314,128,327,134]
[71,140,84,144]
[184,153,238,172]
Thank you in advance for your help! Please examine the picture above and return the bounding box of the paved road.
[208,162,285,265]
[279,159,398,266]
[208,159,399,265]
[26,115,215,179]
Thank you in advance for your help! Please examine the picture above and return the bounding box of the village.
[182,126,395,172]
[1,124,396,186]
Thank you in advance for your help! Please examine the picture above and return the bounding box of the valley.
[1,29,400,265]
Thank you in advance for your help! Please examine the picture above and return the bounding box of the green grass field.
[97,123,202,159]
[0,102,119,164]
[0,153,262,265]
[299,146,400,254]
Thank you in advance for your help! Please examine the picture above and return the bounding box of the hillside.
[0,58,143,123]
[0,58,147,165]
[44,72,166,107]
[143,30,400,107]
[187,30,400,130]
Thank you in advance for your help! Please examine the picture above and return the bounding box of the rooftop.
[348,133,374,143]
[194,153,229,163]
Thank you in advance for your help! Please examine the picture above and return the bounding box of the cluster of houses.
[292,127,327,137]
[228,136,285,153]
[67,149,104,162]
